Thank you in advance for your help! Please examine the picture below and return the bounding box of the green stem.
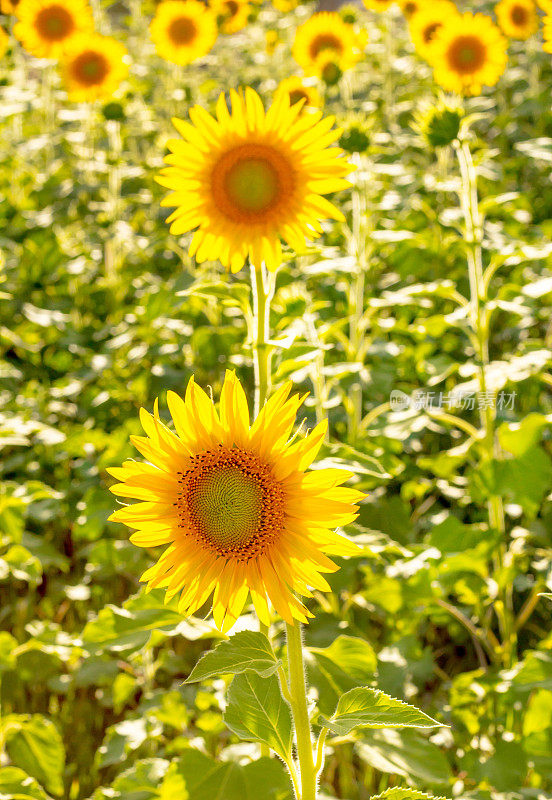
[250,263,273,416]
[454,138,515,668]
[286,621,317,800]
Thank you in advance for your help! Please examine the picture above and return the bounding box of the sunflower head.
[362,0,393,10]
[157,87,354,273]
[272,0,299,11]
[14,0,93,58]
[292,11,366,75]
[210,0,250,35]
[59,33,129,103]
[398,0,420,18]
[314,50,344,85]
[275,76,321,112]
[431,12,508,95]
[409,1,459,64]
[0,0,19,14]
[495,0,539,39]
[108,372,363,632]
[339,118,371,154]
[150,0,218,66]
[413,98,463,148]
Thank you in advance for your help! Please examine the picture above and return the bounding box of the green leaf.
[223,672,293,760]
[319,688,442,736]
[3,715,65,797]
[81,590,217,653]
[185,631,281,683]
[316,443,390,480]
[357,729,451,785]
[160,752,292,800]
[370,789,446,800]
[308,635,377,716]
[0,767,52,800]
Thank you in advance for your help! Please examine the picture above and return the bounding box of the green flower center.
[178,447,285,559]
[189,466,263,548]
[224,158,279,213]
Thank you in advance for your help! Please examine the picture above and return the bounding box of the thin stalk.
[286,621,317,800]
[454,138,515,668]
[250,263,273,416]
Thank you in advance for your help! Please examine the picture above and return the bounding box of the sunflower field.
[1,0,552,797]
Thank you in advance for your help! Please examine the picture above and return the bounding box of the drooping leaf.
[224,672,293,760]
[3,715,65,797]
[185,631,281,683]
[319,688,442,736]
[357,729,451,785]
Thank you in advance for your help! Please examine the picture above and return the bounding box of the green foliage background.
[1,1,552,799]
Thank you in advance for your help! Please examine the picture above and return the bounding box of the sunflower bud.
[414,100,464,148]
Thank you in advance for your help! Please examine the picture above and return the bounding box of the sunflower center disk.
[212,144,294,223]
[448,36,485,73]
[73,52,109,85]
[168,16,197,45]
[511,5,527,25]
[36,6,73,40]
[423,22,441,44]
[178,447,285,559]
[309,33,343,60]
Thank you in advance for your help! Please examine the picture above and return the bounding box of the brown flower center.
[71,51,109,86]
[176,446,285,559]
[35,5,74,41]
[211,142,295,223]
[423,21,442,43]
[309,33,344,60]
[447,34,486,74]
[289,89,309,106]
[168,15,197,45]
[511,4,528,25]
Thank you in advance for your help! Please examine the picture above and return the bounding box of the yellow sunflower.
[0,0,20,14]
[108,372,362,632]
[150,0,217,66]
[398,0,421,18]
[495,0,538,39]
[431,12,508,95]
[275,76,321,111]
[543,10,552,50]
[210,0,249,34]
[292,12,365,75]
[0,26,8,54]
[409,1,459,63]
[362,0,394,10]
[14,0,93,59]
[313,50,344,85]
[157,87,353,273]
[273,0,298,11]
[59,33,129,102]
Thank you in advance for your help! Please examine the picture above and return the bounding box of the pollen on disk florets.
[176,445,285,560]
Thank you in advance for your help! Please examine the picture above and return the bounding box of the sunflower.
[409,1,459,63]
[0,0,19,14]
[157,87,353,272]
[543,10,552,50]
[273,0,298,10]
[150,0,217,66]
[108,372,362,632]
[0,26,8,54]
[431,12,508,95]
[362,0,393,10]
[13,0,93,59]
[314,50,344,85]
[495,0,538,39]
[59,33,129,102]
[398,0,421,18]
[292,12,365,75]
[210,0,249,34]
[275,76,321,111]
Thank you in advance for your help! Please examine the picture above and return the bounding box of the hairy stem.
[286,621,318,800]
